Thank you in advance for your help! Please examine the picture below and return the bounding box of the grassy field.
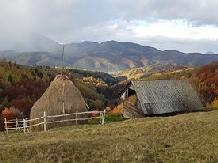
[1,111,218,163]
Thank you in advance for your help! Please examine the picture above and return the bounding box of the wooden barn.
[120,80,204,118]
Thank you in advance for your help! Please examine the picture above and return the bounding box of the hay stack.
[30,75,88,131]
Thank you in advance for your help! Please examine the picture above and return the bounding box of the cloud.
[130,19,218,40]
[137,36,218,53]
[0,0,218,53]
[113,0,218,26]
[2,0,218,35]
[50,19,136,43]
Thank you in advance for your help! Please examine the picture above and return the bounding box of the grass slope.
[1,111,218,163]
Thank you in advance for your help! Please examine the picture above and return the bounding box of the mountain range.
[1,34,218,72]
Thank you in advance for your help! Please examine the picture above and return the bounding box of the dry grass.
[1,110,218,163]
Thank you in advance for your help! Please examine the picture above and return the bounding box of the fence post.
[16,118,18,130]
[99,112,102,124]
[62,101,65,114]
[101,110,106,125]
[43,111,47,132]
[76,111,78,125]
[23,118,26,133]
[4,118,8,134]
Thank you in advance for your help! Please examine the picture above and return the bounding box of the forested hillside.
[191,61,218,107]
[0,61,120,130]
[137,62,218,107]
[0,60,218,131]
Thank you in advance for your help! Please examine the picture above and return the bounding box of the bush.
[105,114,127,122]
[2,106,23,120]
[88,114,127,125]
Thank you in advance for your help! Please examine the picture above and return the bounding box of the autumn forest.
[0,60,218,130]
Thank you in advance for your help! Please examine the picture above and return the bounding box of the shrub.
[2,106,23,120]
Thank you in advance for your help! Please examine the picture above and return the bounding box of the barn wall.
[123,94,144,118]
[123,101,145,118]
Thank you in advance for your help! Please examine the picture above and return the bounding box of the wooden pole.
[4,118,8,134]
[76,111,78,125]
[100,112,102,124]
[62,101,65,114]
[102,110,106,125]
[61,45,65,76]
[16,118,18,130]
[43,111,47,132]
[23,118,26,133]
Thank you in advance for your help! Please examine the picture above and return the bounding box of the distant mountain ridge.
[1,38,218,72]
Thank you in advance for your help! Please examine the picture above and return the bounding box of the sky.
[0,0,218,53]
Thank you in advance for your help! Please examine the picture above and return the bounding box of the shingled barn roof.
[123,80,204,116]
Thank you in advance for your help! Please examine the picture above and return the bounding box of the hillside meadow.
[1,110,218,163]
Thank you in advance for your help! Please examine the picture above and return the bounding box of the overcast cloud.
[0,0,218,53]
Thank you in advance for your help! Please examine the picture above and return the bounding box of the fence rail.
[4,110,105,134]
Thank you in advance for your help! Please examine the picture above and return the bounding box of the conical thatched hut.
[30,75,88,131]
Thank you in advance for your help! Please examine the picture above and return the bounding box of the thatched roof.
[122,80,204,116]
[30,75,88,130]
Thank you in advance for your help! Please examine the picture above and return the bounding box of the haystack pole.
[61,44,65,76]
[61,44,66,114]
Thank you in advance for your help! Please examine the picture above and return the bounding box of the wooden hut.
[120,80,204,118]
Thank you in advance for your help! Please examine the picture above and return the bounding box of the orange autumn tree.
[2,106,23,120]
[191,61,218,105]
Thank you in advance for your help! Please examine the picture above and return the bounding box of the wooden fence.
[4,110,105,134]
